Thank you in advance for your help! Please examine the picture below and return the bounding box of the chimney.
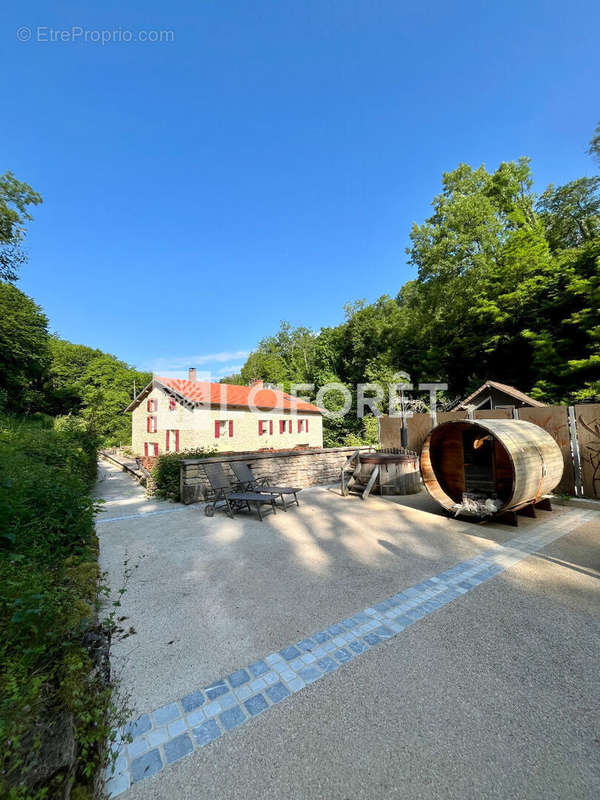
[188,368,197,382]
[249,378,264,388]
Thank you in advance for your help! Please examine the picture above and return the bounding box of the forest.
[222,125,600,444]
[1,123,599,447]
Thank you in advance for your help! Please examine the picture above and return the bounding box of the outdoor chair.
[229,462,301,509]
[202,462,278,521]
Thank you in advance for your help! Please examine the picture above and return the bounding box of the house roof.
[125,378,324,414]
[458,380,545,409]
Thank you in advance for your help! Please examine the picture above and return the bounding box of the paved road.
[96,461,600,800]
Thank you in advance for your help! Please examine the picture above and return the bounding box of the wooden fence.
[379,403,600,499]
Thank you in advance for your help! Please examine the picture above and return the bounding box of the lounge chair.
[203,463,278,521]
[230,462,301,509]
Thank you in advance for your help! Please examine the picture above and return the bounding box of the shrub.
[151,447,216,501]
[0,413,115,798]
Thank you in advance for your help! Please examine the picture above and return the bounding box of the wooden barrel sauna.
[420,419,563,518]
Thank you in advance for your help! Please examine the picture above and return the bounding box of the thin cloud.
[214,364,245,379]
[146,350,251,372]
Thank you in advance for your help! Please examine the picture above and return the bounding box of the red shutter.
[153,443,159,457]
[146,416,151,433]
[298,419,301,433]
[229,421,234,437]
[144,442,148,457]
[166,430,170,451]
[306,419,309,432]
[269,420,273,435]
[289,420,292,433]
[152,416,157,433]
[175,430,179,452]
[280,420,285,434]
[169,398,176,411]
[215,421,220,438]
[259,421,263,435]
[147,399,151,412]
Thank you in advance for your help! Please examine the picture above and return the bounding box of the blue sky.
[3,0,599,379]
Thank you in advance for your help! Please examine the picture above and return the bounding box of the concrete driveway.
[96,461,600,800]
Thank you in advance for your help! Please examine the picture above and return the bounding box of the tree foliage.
[42,340,151,444]
[236,126,600,443]
[0,283,50,413]
[0,171,42,282]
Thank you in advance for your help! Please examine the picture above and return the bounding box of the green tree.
[406,158,555,394]
[0,172,42,282]
[240,322,317,389]
[41,337,105,415]
[0,283,49,412]
[589,120,600,165]
[536,177,600,251]
[219,372,245,385]
[77,355,151,446]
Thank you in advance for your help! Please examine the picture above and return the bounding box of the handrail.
[340,448,362,496]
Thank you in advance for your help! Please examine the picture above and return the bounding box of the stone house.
[126,369,324,456]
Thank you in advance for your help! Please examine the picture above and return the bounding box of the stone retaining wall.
[179,446,373,504]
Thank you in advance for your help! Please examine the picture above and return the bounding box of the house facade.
[126,371,324,456]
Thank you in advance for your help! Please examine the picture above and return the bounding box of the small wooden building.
[456,381,545,412]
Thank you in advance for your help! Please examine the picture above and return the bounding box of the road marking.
[100,495,144,504]
[97,508,187,524]
[105,509,594,797]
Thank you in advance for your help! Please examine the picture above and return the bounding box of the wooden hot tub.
[420,419,563,521]
[342,450,420,498]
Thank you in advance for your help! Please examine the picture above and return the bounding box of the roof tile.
[155,378,323,414]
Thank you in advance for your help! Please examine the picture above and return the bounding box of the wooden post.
[362,464,380,501]
[568,405,584,496]
[518,504,536,518]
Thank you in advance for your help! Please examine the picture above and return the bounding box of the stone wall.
[180,446,374,504]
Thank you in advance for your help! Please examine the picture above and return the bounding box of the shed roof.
[458,380,545,409]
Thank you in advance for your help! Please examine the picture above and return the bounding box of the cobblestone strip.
[105,510,593,796]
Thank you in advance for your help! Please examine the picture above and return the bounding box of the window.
[144,442,159,457]
[280,420,286,434]
[215,420,234,438]
[166,430,179,452]
[147,398,158,412]
[258,420,273,436]
[147,416,157,433]
[297,418,308,433]
[169,398,177,411]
